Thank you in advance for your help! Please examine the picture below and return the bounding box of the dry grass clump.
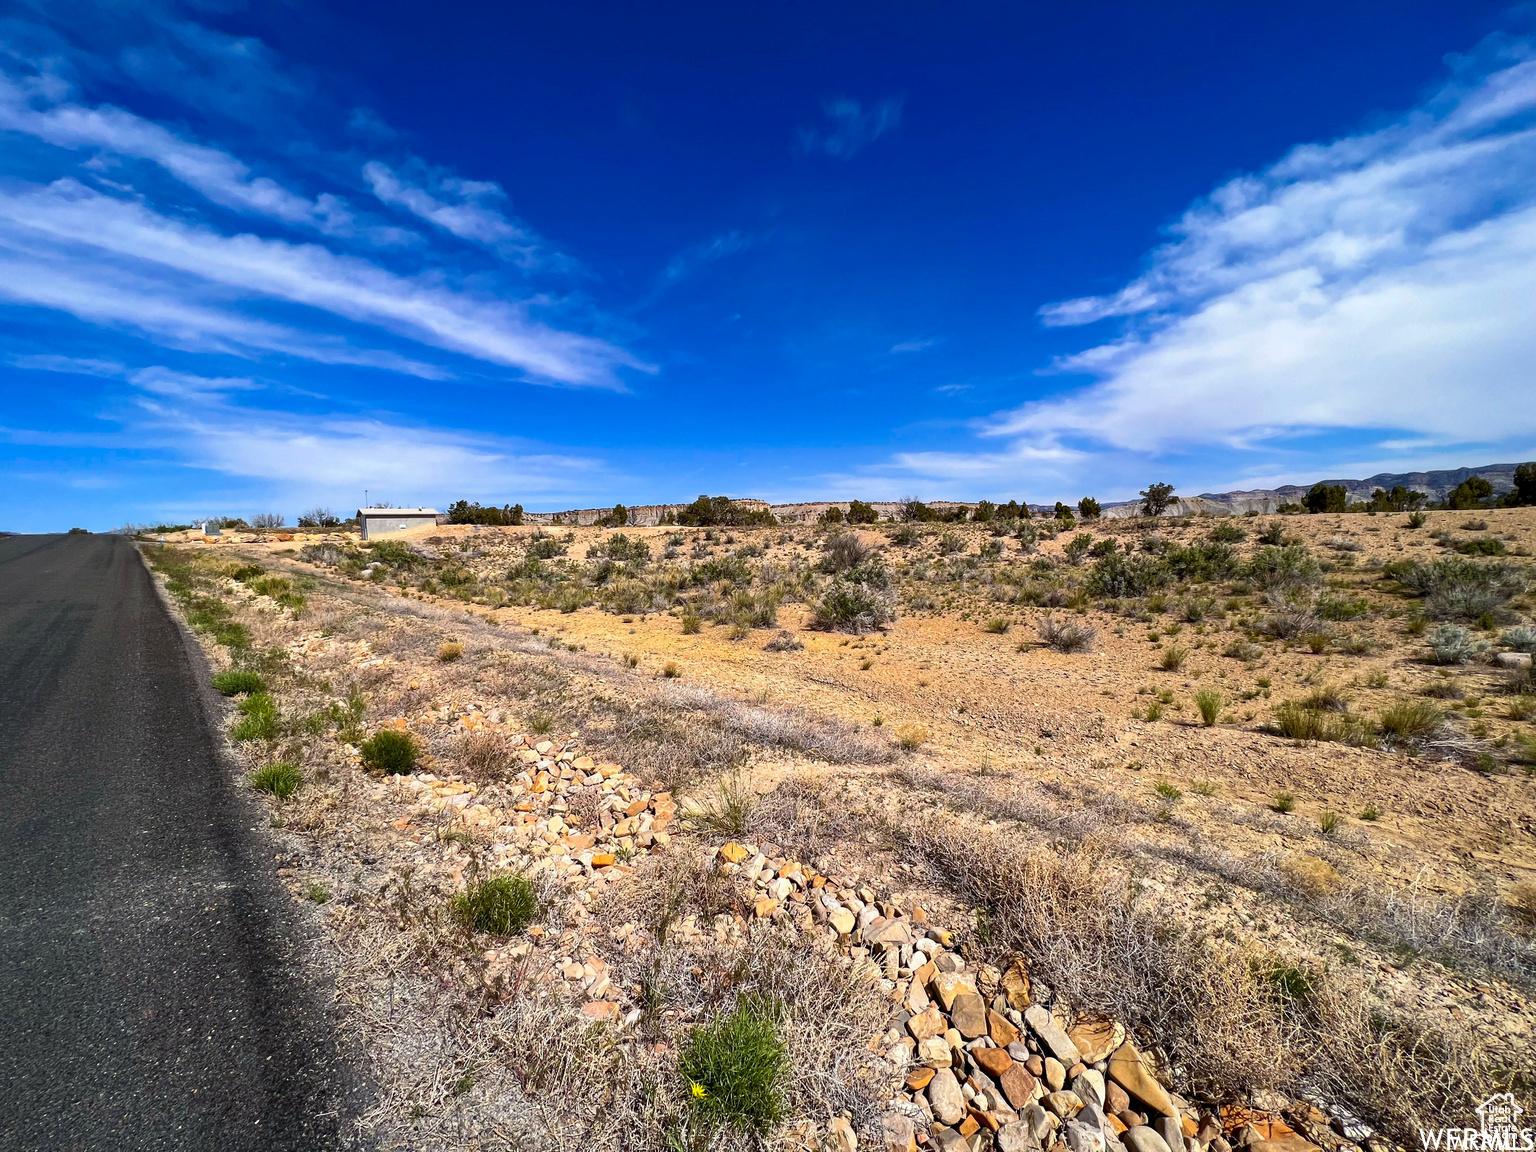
[1505,882,1536,927]
[456,731,516,779]
[1038,614,1097,653]
[894,722,931,751]
[1279,853,1343,898]
[437,640,464,662]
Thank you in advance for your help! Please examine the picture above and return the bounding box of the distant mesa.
[513,463,1527,526]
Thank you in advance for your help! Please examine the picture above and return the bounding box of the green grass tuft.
[211,670,265,695]
[360,728,417,774]
[248,761,301,798]
[451,873,537,936]
[679,994,788,1134]
[231,693,280,741]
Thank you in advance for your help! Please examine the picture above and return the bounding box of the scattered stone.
[1069,1020,1126,1064]
[1105,1081,1130,1115]
[1045,1091,1086,1120]
[919,1036,954,1068]
[1107,1042,1175,1119]
[931,971,980,1011]
[1000,1064,1040,1111]
[1122,1125,1173,1152]
[881,1112,918,1152]
[907,1067,936,1091]
[928,1069,966,1126]
[1045,1058,1067,1092]
[989,1008,1021,1048]
[951,993,988,1039]
[908,1006,946,1041]
[825,1115,858,1152]
[975,1046,1014,1079]
[1026,1005,1083,1067]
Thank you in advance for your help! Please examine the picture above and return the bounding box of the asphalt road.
[0,534,367,1151]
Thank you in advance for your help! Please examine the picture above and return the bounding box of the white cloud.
[0,178,648,386]
[7,353,125,376]
[363,161,551,265]
[891,339,936,353]
[1001,41,1536,458]
[797,97,902,158]
[133,392,605,499]
[0,70,364,233]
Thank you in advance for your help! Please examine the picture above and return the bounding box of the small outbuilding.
[357,508,440,540]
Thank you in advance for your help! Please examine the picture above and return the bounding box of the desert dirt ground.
[147,504,1536,1150]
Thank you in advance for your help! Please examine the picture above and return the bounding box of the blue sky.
[2,0,1533,530]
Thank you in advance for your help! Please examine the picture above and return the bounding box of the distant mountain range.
[1099,462,1527,518]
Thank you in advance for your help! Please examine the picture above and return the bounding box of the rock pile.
[712,842,1355,1152]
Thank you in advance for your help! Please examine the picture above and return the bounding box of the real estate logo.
[1420,1094,1534,1151]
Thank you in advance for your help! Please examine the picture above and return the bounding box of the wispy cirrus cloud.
[1002,39,1536,459]
[797,97,902,159]
[0,178,649,385]
[363,161,556,266]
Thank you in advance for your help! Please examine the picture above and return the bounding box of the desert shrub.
[1064,533,1093,566]
[1428,623,1486,665]
[361,728,417,774]
[1386,557,1525,621]
[820,532,871,574]
[1165,541,1240,583]
[889,522,920,546]
[1455,537,1507,556]
[686,772,757,836]
[1378,698,1443,741]
[526,533,566,559]
[1160,645,1188,671]
[895,723,931,751]
[1317,592,1370,621]
[810,581,894,634]
[1195,689,1223,726]
[458,732,515,779]
[1325,535,1362,553]
[1087,551,1169,598]
[1248,545,1322,590]
[1038,614,1096,653]
[1258,521,1288,545]
[680,993,788,1134]
[438,641,464,662]
[211,670,264,695]
[231,693,280,741]
[451,873,537,936]
[1500,625,1536,654]
[1262,588,1321,639]
[248,761,301,798]
[938,531,965,555]
[1208,521,1246,542]
[675,495,776,528]
[1407,511,1428,528]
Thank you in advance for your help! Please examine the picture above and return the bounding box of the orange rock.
[580,1001,618,1021]
[564,835,596,850]
[973,1047,1013,1078]
[754,896,779,918]
[987,1008,1020,1048]
[590,853,616,867]
[624,799,648,817]
[718,842,749,864]
[958,1115,980,1138]
[906,1067,936,1091]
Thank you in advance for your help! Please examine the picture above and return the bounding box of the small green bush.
[1272,792,1296,813]
[248,761,301,798]
[1195,689,1223,726]
[810,580,894,634]
[211,670,264,695]
[451,873,538,936]
[679,994,788,1134]
[231,693,280,741]
[1378,698,1443,741]
[1160,645,1188,672]
[360,728,417,774]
